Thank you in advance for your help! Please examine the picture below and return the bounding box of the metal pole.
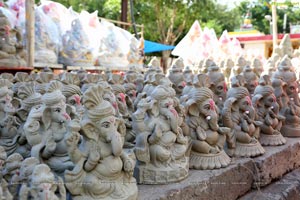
[121,0,128,29]
[283,13,287,34]
[25,0,34,68]
[272,0,278,48]
[129,0,139,39]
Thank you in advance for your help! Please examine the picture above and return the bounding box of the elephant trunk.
[292,93,300,107]
[63,113,71,121]
[118,101,129,117]
[207,111,219,131]
[159,106,179,134]
[108,131,123,157]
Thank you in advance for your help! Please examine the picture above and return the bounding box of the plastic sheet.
[3,0,145,68]
[40,0,78,49]
[6,0,26,43]
[59,17,93,66]
[0,7,16,28]
[172,20,202,65]
[79,10,101,62]
[34,7,60,63]
[97,19,140,68]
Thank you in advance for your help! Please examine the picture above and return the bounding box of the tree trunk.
[162,50,171,74]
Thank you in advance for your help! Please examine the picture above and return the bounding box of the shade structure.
[144,40,175,54]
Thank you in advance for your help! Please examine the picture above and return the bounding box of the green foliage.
[133,0,189,44]
[237,0,300,34]
[103,0,121,20]
[133,0,243,45]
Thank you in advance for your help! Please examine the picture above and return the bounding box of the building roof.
[231,33,300,42]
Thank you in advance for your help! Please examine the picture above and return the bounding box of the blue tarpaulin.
[144,40,175,54]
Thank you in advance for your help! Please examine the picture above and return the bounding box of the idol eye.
[204,104,210,110]
[69,100,75,105]
[55,108,61,113]
[217,86,223,90]
[101,122,110,128]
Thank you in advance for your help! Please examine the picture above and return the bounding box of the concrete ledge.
[137,138,300,200]
[253,138,300,188]
[138,158,254,200]
[239,168,300,200]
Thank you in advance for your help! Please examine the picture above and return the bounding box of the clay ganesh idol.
[64,85,138,200]
[30,81,75,176]
[240,66,258,97]
[207,66,228,111]
[19,164,66,200]
[222,84,265,157]
[0,146,13,199]
[0,11,26,67]
[182,66,194,97]
[133,85,190,184]
[185,87,233,169]
[0,80,28,157]
[167,61,186,98]
[252,76,286,146]
[272,64,300,137]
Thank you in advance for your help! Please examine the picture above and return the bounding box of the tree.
[132,0,189,72]
[237,0,300,34]
[133,0,241,72]
[186,0,241,36]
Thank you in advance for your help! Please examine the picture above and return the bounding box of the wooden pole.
[121,0,128,29]
[25,0,34,68]
[272,0,278,48]
[99,17,143,28]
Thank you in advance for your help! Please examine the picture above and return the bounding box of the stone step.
[252,137,300,188]
[137,138,300,200]
[239,168,300,200]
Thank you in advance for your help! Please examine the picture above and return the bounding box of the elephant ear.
[80,119,97,140]
[66,104,77,119]
[125,95,134,110]
[180,95,189,106]
[11,98,21,109]
[252,94,263,108]
[25,120,40,134]
[187,101,199,117]
[150,99,159,117]
[66,104,73,115]
[229,98,239,112]
[116,117,126,137]
[17,108,28,121]
[42,107,51,130]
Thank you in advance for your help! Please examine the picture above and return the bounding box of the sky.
[217,0,245,9]
[217,0,300,9]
